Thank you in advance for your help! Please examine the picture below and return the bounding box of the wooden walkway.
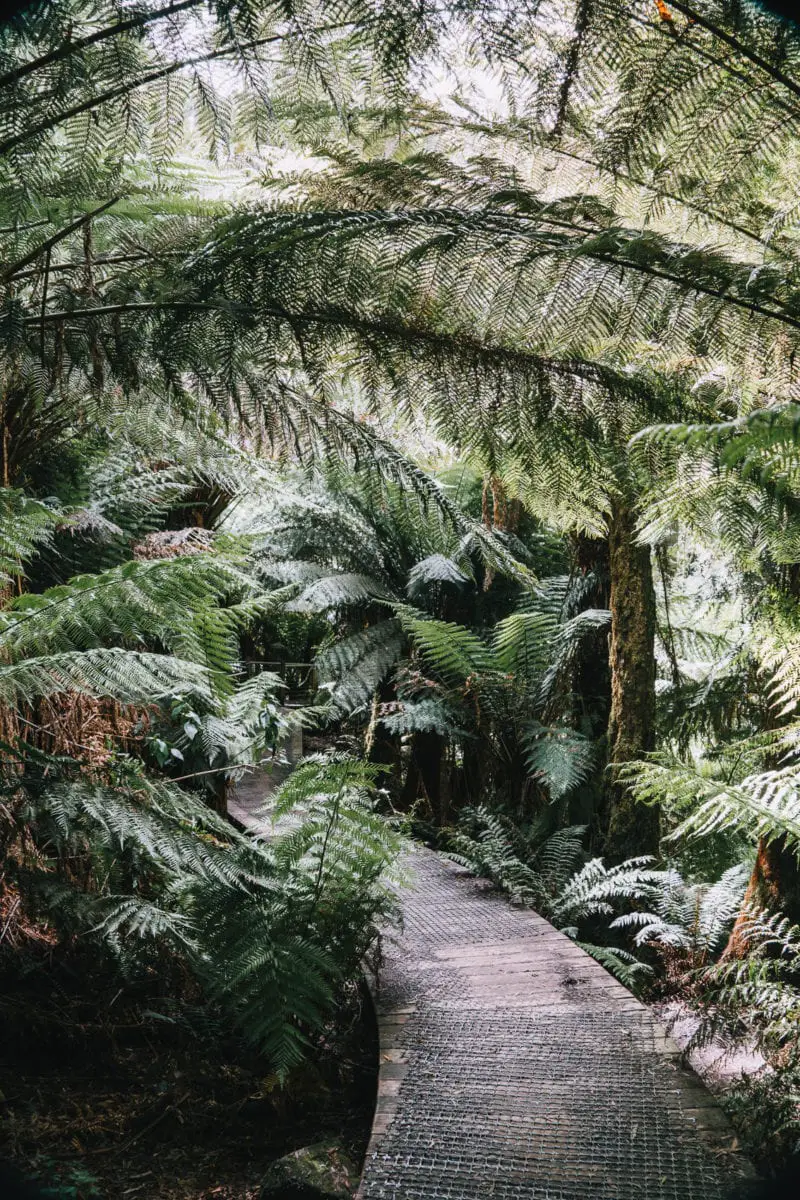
[358,849,758,1200]
[230,776,758,1200]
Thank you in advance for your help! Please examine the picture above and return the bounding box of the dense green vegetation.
[2,0,800,1190]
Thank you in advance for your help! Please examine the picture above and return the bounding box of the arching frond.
[0,488,58,583]
[0,647,212,706]
[395,603,495,687]
[626,756,800,855]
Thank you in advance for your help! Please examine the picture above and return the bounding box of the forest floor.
[1,750,379,1200]
[0,914,377,1200]
[653,999,766,1093]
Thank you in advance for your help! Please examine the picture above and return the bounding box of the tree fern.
[611,863,749,959]
[492,609,557,676]
[0,553,255,661]
[0,646,213,706]
[315,620,405,714]
[377,697,464,738]
[11,752,400,1075]
[521,721,597,801]
[550,856,662,927]
[0,489,58,585]
[450,805,656,985]
[394,603,495,687]
[626,756,800,856]
[448,806,550,907]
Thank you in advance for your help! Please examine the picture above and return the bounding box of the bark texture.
[605,499,659,859]
[401,730,447,825]
[725,836,800,957]
[568,533,612,841]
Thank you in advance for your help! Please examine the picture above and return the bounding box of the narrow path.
[359,848,758,1200]
[229,775,758,1199]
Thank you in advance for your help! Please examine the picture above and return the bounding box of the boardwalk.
[230,776,758,1200]
[358,849,758,1200]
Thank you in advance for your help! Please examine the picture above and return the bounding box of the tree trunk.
[401,731,445,824]
[725,837,800,957]
[208,772,230,818]
[604,498,659,860]
[568,533,612,839]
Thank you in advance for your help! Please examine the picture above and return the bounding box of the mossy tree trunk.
[569,533,612,842]
[604,497,659,860]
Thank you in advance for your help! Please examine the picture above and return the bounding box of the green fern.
[626,756,800,857]
[12,752,401,1075]
[521,722,596,801]
[550,856,663,927]
[394,604,495,687]
[0,489,58,585]
[449,805,656,986]
[610,863,749,959]
[0,647,213,706]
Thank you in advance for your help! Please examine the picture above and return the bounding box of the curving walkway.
[358,848,758,1200]
[230,775,758,1200]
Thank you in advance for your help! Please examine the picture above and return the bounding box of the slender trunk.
[569,533,612,842]
[401,731,444,824]
[604,498,659,860]
[208,773,230,818]
[414,731,441,818]
[573,535,611,741]
[365,691,402,797]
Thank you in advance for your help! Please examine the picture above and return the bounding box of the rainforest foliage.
[3,0,800,1183]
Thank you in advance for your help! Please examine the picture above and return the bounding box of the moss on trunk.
[605,498,659,860]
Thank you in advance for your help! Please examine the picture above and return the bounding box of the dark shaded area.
[0,950,378,1200]
[0,1162,50,1199]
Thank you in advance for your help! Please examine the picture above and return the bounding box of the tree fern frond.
[378,697,464,737]
[574,940,652,988]
[550,856,661,925]
[90,895,197,947]
[288,571,391,612]
[626,757,800,855]
[316,619,405,713]
[0,553,255,659]
[448,805,548,907]
[406,552,471,597]
[492,610,557,676]
[521,722,596,800]
[610,863,749,957]
[394,603,494,687]
[0,488,59,583]
[532,823,587,893]
[0,647,212,706]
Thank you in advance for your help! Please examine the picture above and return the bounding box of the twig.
[0,896,20,943]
